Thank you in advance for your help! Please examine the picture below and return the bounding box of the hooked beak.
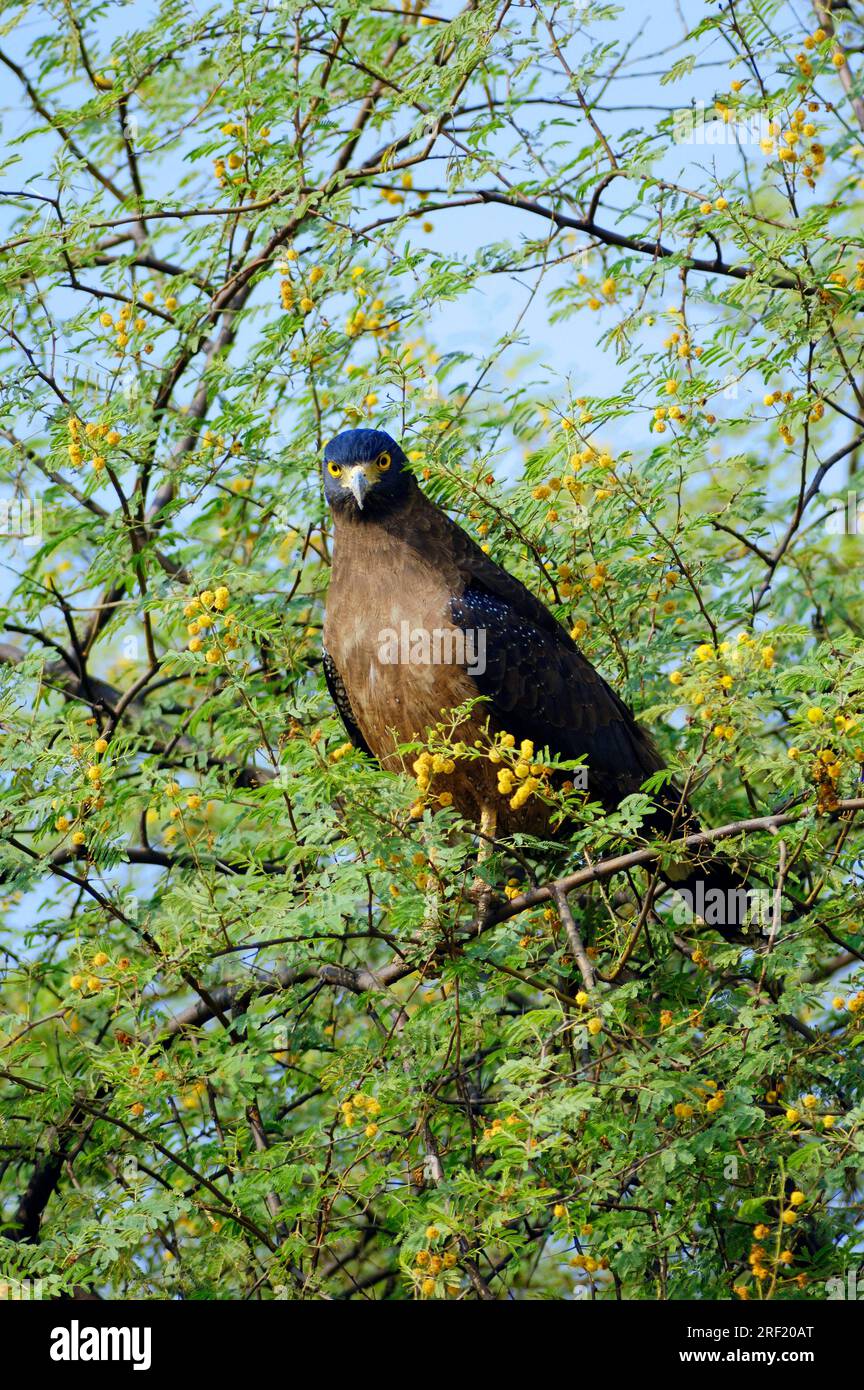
[347,465,370,509]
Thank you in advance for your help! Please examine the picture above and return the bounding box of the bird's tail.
[663,854,774,940]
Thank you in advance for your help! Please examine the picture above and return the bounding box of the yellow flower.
[586,1018,602,1036]
[789,1190,805,1206]
[806,707,824,724]
[695,643,714,662]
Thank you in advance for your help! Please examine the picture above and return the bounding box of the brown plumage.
[321,428,749,932]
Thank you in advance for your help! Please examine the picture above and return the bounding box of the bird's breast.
[324,521,476,767]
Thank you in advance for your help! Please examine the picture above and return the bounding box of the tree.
[0,0,862,1301]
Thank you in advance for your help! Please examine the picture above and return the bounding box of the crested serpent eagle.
[321,427,749,934]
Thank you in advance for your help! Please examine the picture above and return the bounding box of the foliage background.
[0,0,863,1300]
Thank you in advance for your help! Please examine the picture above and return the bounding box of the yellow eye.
[377,451,391,471]
[327,460,342,478]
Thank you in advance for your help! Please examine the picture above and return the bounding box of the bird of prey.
[321,427,747,932]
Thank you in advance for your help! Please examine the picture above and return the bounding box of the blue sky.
[0,0,804,447]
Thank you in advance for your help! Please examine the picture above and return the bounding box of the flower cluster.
[572,265,619,313]
[184,586,236,666]
[213,118,270,184]
[413,1225,459,1299]
[409,748,457,816]
[674,1077,726,1119]
[66,416,123,471]
[340,1091,382,1139]
[52,731,116,850]
[69,950,131,996]
[488,733,553,810]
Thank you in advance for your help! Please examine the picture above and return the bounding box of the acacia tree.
[0,0,863,1301]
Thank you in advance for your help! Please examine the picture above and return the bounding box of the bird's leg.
[469,804,498,917]
[423,847,441,929]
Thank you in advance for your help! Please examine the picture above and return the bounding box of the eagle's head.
[322,428,411,514]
